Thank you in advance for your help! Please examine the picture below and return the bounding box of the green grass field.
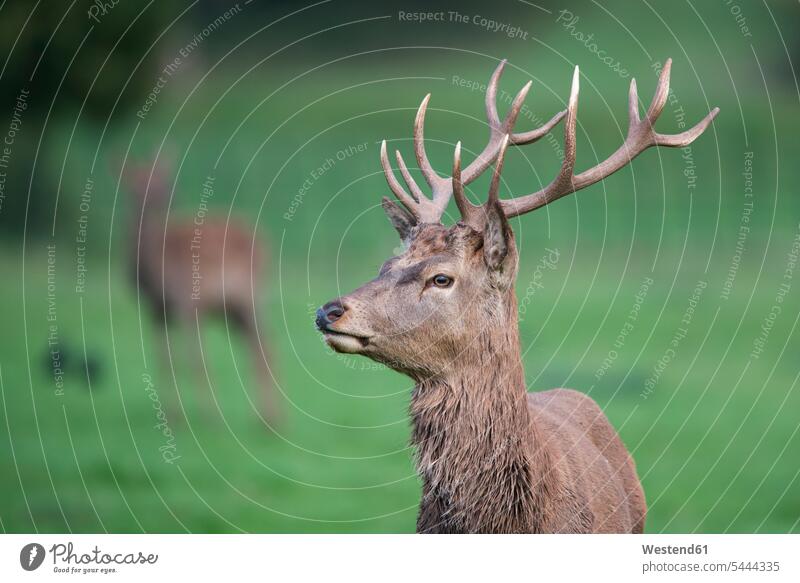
[1,0,799,533]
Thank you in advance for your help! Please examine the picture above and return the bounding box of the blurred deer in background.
[121,158,278,423]
[317,59,717,532]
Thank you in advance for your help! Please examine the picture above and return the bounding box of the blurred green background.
[0,0,798,533]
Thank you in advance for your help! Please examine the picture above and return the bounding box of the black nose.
[316,300,346,330]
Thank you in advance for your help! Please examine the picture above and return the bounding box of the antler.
[381,59,566,224]
[382,58,718,229]
[498,58,719,219]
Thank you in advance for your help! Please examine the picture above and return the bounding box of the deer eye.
[431,274,453,288]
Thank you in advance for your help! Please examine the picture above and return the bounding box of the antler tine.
[381,140,417,210]
[394,149,425,202]
[558,66,580,190]
[514,65,578,210]
[455,134,512,230]
[485,59,506,128]
[503,80,532,133]
[486,59,559,143]
[511,108,567,145]
[381,93,456,225]
[455,134,510,230]
[628,77,640,126]
[498,59,719,219]
[646,58,671,124]
[654,107,720,147]
[504,77,569,146]
[413,94,449,198]
[381,139,447,224]
[488,134,511,208]
[461,60,566,184]
[452,141,480,225]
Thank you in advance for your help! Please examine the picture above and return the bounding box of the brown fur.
[319,223,645,533]
[123,161,278,421]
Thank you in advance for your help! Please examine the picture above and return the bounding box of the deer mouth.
[322,329,370,353]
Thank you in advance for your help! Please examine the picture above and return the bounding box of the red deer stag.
[316,59,717,533]
[123,159,278,422]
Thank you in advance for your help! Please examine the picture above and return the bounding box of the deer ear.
[382,197,417,241]
[482,200,511,270]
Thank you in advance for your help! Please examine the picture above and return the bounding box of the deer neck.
[127,204,166,282]
[409,289,554,532]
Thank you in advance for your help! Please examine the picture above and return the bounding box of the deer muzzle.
[316,299,370,353]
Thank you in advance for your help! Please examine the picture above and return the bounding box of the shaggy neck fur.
[410,288,556,533]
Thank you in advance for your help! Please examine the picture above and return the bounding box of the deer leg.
[152,305,186,425]
[178,306,217,419]
[228,301,280,425]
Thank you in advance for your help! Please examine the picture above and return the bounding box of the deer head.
[120,155,175,218]
[316,59,717,381]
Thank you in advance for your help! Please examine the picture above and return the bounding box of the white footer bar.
[1,534,797,582]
